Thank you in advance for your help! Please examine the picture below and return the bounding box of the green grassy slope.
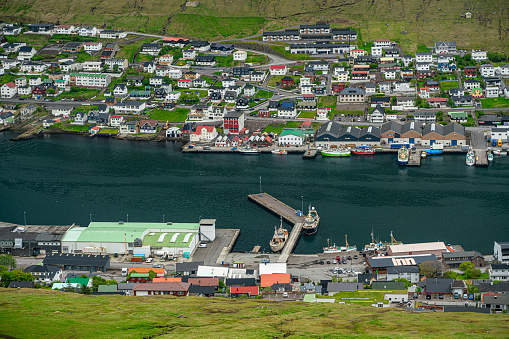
[0,289,508,338]
[0,0,508,52]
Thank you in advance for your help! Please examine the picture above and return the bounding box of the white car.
[146,258,153,263]
[199,242,207,248]
[282,292,288,298]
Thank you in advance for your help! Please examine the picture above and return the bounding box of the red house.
[32,85,46,96]
[258,109,270,117]
[132,282,191,296]
[223,111,244,135]
[280,76,294,87]
[230,286,260,297]
[416,70,435,79]
[331,83,346,95]
[464,66,478,78]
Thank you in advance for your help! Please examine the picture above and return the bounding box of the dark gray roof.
[8,281,34,288]
[371,281,406,290]
[451,280,467,289]
[316,121,341,139]
[380,121,403,135]
[444,307,490,313]
[327,282,364,292]
[189,285,215,294]
[442,251,483,259]
[443,122,465,136]
[491,264,509,270]
[23,264,60,274]
[225,278,256,286]
[421,278,454,293]
[117,283,136,290]
[422,123,444,136]
[371,96,390,102]
[367,254,437,269]
[483,294,509,305]
[43,253,110,267]
[496,241,509,249]
[401,121,423,134]
[387,266,420,274]
[479,282,509,293]
[175,261,203,273]
[224,110,244,118]
[340,87,365,95]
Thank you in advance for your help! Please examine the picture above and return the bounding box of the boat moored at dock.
[269,218,288,252]
[351,148,375,155]
[302,205,319,235]
[323,235,357,253]
[397,147,409,165]
[271,149,287,155]
[466,147,475,166]
[321,148,351,157]
[238,147,260,155]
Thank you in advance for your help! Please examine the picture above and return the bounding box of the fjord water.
[1,131,508,254]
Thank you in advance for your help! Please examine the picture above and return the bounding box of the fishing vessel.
[269,218,288,252]
[466,148,475,166]
[382,231,403,247]
[321,148,351,157]
[302,205,319,235]
[323,235,357,253]
[488,152,494,162]
[351,148,375,155]
[238,146,260,155]
[421,151,427,158]
[397,147,409,165]
[271,149,287,155]
[493,150,501,156]
[363,230,385,252]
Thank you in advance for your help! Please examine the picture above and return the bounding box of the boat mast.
[345,234,349,248]
[390,231,398,245]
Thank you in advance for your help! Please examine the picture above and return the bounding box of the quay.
[303,149,318,159]
[248,193,305,263]
[474,149,489,167]
[407,150,421,166]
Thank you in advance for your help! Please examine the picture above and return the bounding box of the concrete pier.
[474,150,488,167]
[302,149,318,159]
[407,151,421,166]
[248,193,305,263]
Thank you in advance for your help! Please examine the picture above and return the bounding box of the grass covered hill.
[0,0,508,53]
[1,289,508,338]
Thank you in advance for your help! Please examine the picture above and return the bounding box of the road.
[470,130,486,149]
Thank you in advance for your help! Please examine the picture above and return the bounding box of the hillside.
[0,0,508,53]
[0,289,508,338]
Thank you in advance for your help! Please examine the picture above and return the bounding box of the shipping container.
[131,256,144,262]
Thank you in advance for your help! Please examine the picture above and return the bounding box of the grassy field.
[98,128,118,134]
[439,81,459,92]
[116,38,158,62]
[255,90,273,99]
[323,290,408,305]
[51,122,90,132]
[58,89,100,100]
[481,97,509,108]
[263,120,320,134]
[1,289,508,339]
[298,111,316,119]
[148,108,190,122]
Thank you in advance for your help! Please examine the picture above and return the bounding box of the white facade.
[485,87,500,98]
[490,264,509,281]
[83,42,103,52]
[371,46,383,57]
[415,53,433,63]
[471,50,487,62]
[1,83,17,98]
[82,61,102,72]
[270,66,287,76]
[480,65,495,77]
[17,86,32,95]
[259,263,287,275]
[183,50,196,59]
[233,50,247,61]
[494,241,509,264]
[278,132,304,146]
[78,26,97,37]
[72,73,111,88]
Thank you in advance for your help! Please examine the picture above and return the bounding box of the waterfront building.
[0,224,71,256]
[278,128,314,146]
[387,242,448,257]
[60,220,216,257]
[223,111,244,135]
[315,121,380,147]
[43,253,110,272]
[366,254,437,275]
[442,251,485,268]
[494,241,509,264]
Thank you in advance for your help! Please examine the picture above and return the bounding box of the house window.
[178,292,184,295]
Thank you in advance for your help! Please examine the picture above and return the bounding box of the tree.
[459,262,481,279]
[0,270,34,287]
[79,285,91,294]
[113,64,119,72]
[103,64,110,72]
[0,254,16,270]
[419,260,442,278]
[80,274,88,278]
[390,96,397,106]
[394,278,411,289]
[46,88,55,94]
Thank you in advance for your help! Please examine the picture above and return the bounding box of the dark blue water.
[1,131,508,254]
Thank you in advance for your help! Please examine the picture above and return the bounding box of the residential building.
[42,253,110,272]
[223,111,244,135]
[373,39,392,48]
[141,43,161,55]
[194,56,216,66]
[366,254,437,275]
[113,101,146,115]
[339,87,366,103]
[104,58,128,71]
[1,82,17,98]
[415,52,433,63]
[442,251,485,268]
[494,241,509,264]
[17,46,36,61]
[370,105,385,123]
[386,266,420,284]
[158,54,174,66]
[83,42,102,52]
[489,264,509,281]
[69,73,111,88]
[233,50,247,61]
[78,26,97,37]
[133,282,190,296]
[464,66,478,78]
[269,65,287,76]
[190,126,218,142]
[471,50,487,62]
[99,30,127,39]
[480,64,495,77]
[434,41,457,54]
[262,30,300,42]
[278,128,314,146]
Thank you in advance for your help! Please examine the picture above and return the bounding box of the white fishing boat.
[271,149,287,155]
[421,151,427,158]
[466,147,475,166]
[238,146,260,155]
[323,235,357,253]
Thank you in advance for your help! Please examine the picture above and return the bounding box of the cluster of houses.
[8,240,509,313]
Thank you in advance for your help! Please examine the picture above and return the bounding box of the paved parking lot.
[192,229,238,265]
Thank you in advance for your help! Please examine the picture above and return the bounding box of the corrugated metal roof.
[142,232,195,248]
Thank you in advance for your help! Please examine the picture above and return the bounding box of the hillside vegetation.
[0,0,508,53]
[0,289,508,338]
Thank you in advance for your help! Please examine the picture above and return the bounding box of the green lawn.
[481,97,509,108]
[135,53,154,63]
[461,114,476,127]
[1,289,508,339]
[255,90,273,99]
[98,128,118,134]
[74,105,98,113]
[267,75,286,87]
[318,96,337,109]
[263,121,320,134]
[148,108,190,122]
[298,111,316,119]
[116,38,158,62]
[245,52,268,64]
[58,89,100,100]
[51,122,90,132]
[439,81,459,92]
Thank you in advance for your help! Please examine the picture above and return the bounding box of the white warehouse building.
[60,219,216,257]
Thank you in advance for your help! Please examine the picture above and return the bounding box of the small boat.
[323,235,357,253]
[488,152,494,162]
[493,150,501,156]
[425,149,442,155]
[500,151,508,156]
[302,205,319,235]
[351,148,375,155]
[421,151,427,158]
[321,148,351,157]
[466,147,475,166]
[271,149,287,155]
[238,146,260,155]
[397,147,409,165]
[269,218,288,252]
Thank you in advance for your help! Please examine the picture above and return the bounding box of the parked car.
[463,293,468,300]
[454,292,459,299]
[153,264,162,268]
[146,258,154,263]
[199,242,207,248]
[282,292,288,298]
[320,260,324,265]
[353,255,358,259]
[326,260,331,264]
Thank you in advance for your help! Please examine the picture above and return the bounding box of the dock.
[248,193,305,263]
[302,149,318,159]
[474,150,489,167]
[407,151,421,166]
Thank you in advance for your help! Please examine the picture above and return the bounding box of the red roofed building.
[426,97,448,108]
[153,277,182,283]
[269,65,288,76]
[177,78,192,88]
[132,282,191,296]
[331,83,346,95]
[260,274,291,288]
[108,115,124,127]
[351,70,368,80]
[231,286,259,297]
[1,82,17,98]
[301,120,312,128]
[190,125,218,142]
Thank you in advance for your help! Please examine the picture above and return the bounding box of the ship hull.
[302,226,318,235]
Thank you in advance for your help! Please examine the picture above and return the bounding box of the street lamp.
[24,212,26,227]
[301,196,303,213]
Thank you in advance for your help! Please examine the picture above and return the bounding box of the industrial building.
[366,254,437,275]
[0,224,72,256]
[60,219,216,258]
[386,242,448,257]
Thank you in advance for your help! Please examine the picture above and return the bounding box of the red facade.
[332,83,346,94]
[224,117,240,134]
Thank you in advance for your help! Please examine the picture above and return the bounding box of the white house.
[386,266,419,283]
[489,264,509,281]
[82,61,102,72]
[370,105,385,123]
[471,50,487,62]
[278,129,307,146]
[83,42,103,52]
[494,241,509,264]
[415,52,433,63]
[383,70,396,80]
[17,86,32,96]
[1,82,17,98]
[78,26,97,37]
[496,65,509,76]
[373,39,391,48]
[51,105,74,117]
[113,84,128,97]
[113,101,146,115]
[371,46,383,57]
[190,126,218,142]
[233,50,248,61]
[183,50,196,59]
[158,54,174,66]
[269,65,288,76]
[109,115,124,127]
[55,25,75,34]
[23,265,63,285]
[485,87,500,98]
[480,64,495,77]
[17,47,36,61]
[99,30,127,39]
